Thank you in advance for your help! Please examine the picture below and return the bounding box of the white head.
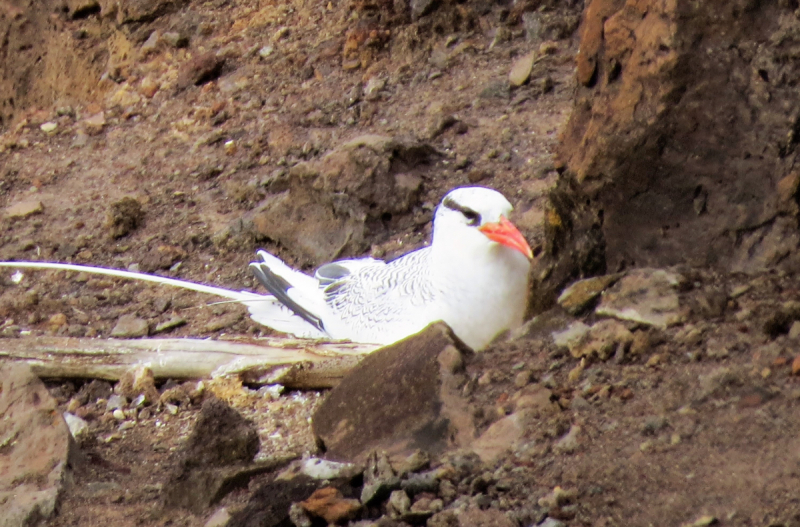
[432,187,532,259]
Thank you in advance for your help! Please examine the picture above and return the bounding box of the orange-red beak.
[478,216,533,259]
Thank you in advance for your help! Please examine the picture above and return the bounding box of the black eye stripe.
[443,196,481,226]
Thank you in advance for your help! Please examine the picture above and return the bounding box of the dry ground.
[2,0,800,525]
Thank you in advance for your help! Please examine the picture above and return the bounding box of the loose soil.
[1,0,799,526]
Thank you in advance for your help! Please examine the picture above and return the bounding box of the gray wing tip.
[249,261,326,333]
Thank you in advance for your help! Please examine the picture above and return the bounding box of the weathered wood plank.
[0,337,379,388]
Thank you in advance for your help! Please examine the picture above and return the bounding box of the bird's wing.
[248,250,329,333]
[241,291,328,339]
[320,249,436,326]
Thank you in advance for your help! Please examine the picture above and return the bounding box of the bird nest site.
[3,0,800,526]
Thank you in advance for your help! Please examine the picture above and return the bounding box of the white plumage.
[0,187,532,350]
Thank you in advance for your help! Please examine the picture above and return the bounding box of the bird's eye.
[462,210,481,226]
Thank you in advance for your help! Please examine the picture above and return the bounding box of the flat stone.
[552,321,591,350]
[0,364,76,527]
[514,384,559,415]
[509,51,536,87]
[110,314,149,338]
[5,200,43,219]
[312,322,475,463]
[596,268,685,329]
[557,274,622,315]
[469,410,533,465]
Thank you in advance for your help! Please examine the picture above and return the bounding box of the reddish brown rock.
[0,364,76,526]
[299,487,361,524]
[176,53,224,91]
[555,0,800,275]
[792,355,800,376]
[313,322,475,462]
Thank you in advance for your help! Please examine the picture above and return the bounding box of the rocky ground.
[2,0,800,525]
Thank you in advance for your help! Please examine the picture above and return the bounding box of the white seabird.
[0,186,532,350]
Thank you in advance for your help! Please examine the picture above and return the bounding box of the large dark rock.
[181,397,260,467]
[556,0,800,274]
[312,322,475,463]
[162,397,269,513]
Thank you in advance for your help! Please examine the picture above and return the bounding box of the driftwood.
[0,336,380,389]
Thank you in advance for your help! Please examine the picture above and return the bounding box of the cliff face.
[556,0,800,274]
[0,0,191,127]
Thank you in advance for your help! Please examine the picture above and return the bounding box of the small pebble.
[106,394,127,411]
[112,409,126,420]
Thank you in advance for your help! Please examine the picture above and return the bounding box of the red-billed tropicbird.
[0,187,532,350]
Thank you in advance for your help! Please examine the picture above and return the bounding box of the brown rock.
[139,244,186,272]
[83,111,105,135]
[0,364,77,526]
[227,477,322,526]
[181,397,259,467]
[176,53,224,91]
[162,398,263,513]
[557,273,622,315]
[299,487,361,524]
[469,410,533,465]
[110,314,149,338]
[139,76,159,98]
[5,200,43,219]
[559,0,800,273]
[575,0,623,86]
[313,322,475,462]
[792,355,800,375]
[246,135,435,266]
[513,384,559,416]
[106,196,144,239]
[115,365,160,404]
[596,269,684,329]
[508,51,536,87]
[48,313,68,329]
